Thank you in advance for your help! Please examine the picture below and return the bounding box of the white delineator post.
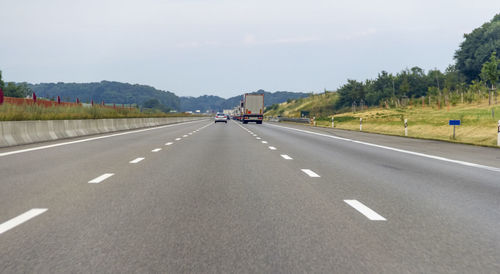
[360,118,363,131]
[332,117,334,128]
[404,119,408,136]
[497,120,500,146]
[313,117,316,126]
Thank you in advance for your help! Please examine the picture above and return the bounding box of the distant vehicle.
[241,94,264,124]
[214,113,228,123]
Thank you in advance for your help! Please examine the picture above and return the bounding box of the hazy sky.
[1,0,499,98]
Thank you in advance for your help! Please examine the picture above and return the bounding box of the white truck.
[241,93,264,124]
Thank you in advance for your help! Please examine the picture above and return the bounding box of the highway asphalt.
[0,119,499,273]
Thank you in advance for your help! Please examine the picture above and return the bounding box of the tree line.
[0,77,180,112]
[336,14,500,111]
[0,71,33,98]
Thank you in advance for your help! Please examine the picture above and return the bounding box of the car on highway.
[214,113,228,123]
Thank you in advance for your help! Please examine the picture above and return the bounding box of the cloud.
[338,28,378,41]
[175,41,221,49]
[242,34,320,46]
[175,34,319,49]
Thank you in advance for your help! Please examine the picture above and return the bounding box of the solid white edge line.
[88,173,115,184]
[301,169,320,177]
[0,208,48,234]
[129,157,145,164]
[344,200,387,221]
[281,154,293,160]
[0,119,208,158]
[267,123,500,173]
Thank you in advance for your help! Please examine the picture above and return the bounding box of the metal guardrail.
[276,117,311,124]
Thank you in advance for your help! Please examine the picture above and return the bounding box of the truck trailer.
[241,93,264,124]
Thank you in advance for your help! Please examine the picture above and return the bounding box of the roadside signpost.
[449,120,461,139]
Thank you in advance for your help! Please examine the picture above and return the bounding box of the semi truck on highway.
[241,93,264,124]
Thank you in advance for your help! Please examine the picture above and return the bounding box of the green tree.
[399,75,410,98]
[454,13,500,82]
[444,65,463,91]
[143,98,162,109]
[480,52,499,104]
[335,79,365,108]
[4,82,28,98]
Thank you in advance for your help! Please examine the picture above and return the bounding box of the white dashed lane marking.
[129,157,145,164]
[281,154,293,160]
[301,169,320,177]
[268,146,277,150]
[344,200,387,221]
[88,173,115,184]
[165,142,173,146]
[0,120,208,158]
[0,208,48,234]
[256,137,261,140]
[183,135,188,137]
[152,148,162,152]
[262,141,268,144]
[175,138,181,141]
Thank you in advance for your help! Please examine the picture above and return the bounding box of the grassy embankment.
[0,103,188,121]
[266,92,500,147]
[265,92,339,117]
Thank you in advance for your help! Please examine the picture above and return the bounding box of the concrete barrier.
[0,117,206,148]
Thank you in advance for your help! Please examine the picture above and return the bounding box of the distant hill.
[26,82,309,113]
[28,81,180,110]
[180,90,310,112]
[179,95,227,112]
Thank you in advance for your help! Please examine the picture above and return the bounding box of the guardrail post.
[404,119,408,136]
[498,120,500,146]
[360,118,362,131]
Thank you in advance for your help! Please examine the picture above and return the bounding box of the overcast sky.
[1,0,499,98]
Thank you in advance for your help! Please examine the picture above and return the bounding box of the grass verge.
[280,100,500,147]
[0,103,189,121]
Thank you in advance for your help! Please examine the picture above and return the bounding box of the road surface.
[1,119,499,273]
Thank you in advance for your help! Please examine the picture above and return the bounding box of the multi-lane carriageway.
[0,119,499,273]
